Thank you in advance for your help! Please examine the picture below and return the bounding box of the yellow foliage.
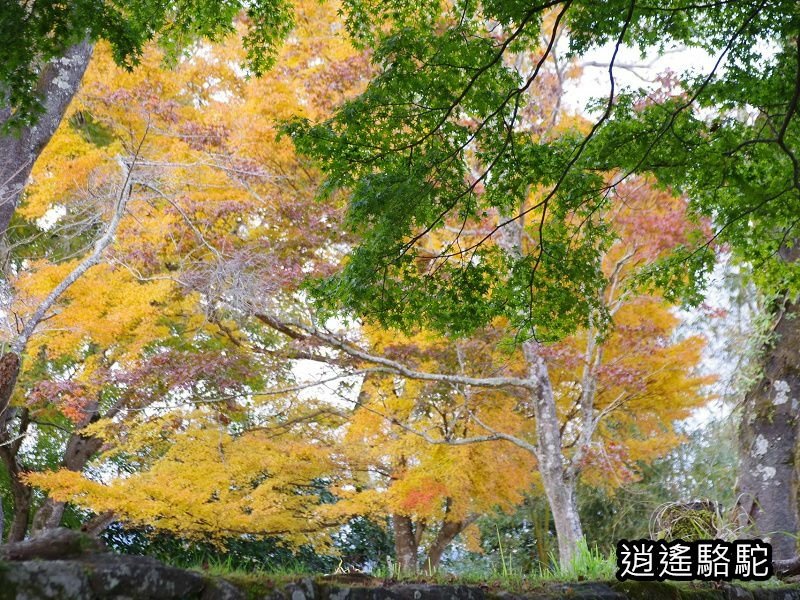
[29,422,337,544]
[19,0,368,546]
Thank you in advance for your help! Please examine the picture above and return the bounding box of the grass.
[186,538,794,596]
[368,537,616,592]
[189,555,317,582]
[542,538,617,582]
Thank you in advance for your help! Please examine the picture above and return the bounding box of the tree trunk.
[0,408,30,543]
[30,408,103,534]
[523,339,583,568]
[1,527,103,561]
[0,353,20,420]
[30,434,103,532]
[3,462,32,543]
[494,203,584,567]
[532,500,553,566]
[392,514,418,573]
[424,520,466,572]
[736,294,800,561]
[0,39,93,238]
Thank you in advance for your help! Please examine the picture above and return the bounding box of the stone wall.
[1,555,799,600]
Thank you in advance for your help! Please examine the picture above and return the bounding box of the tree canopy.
[3,0,799,574]
[286,0,800,334]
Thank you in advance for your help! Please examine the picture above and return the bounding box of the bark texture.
[0,407,31,543]
[736,296,800,561]
[0,40,93,238]
[523,340,583,567]
[392,514,418,573]
[30,401,103,534]
[424,520,467,571]
[1,527,103,561]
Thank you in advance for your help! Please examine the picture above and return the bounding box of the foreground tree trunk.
[736,294,800,561]
[30,430,104,534]
[30,399,104,534]
[1,527,103,561]
[0,407,31,543]
[497,206,584,567]
[0,40,93,238]
[523,340,583,567]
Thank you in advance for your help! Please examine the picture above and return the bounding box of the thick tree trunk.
[392,514,418,573]
[523,340,583,568]
[736,295,800,561]
[0,40,93,238]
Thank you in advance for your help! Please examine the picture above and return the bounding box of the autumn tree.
[340,329,537,572]
[283,2,723,563]
[15,0,370,545]
[0,0,297,315]
[0,1,304,539]
[12,0,714,571]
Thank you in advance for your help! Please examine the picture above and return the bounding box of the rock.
[0,556,797,600]
[201,578,246,600]
[83,554,206,599]
[546,583,627,600]
[0,559,91,600]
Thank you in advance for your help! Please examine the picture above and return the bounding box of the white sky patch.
[678,258,754,430]
[294,359,362,409]
[210,89,234,103]
[36,204,66,231]
[563,43,713,114]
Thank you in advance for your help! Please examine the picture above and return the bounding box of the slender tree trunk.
[523,340,583,567]
[392,514,418,573]
[532,501,552,566]
[496,204,585,567]
[0,40,93,238]
[424,520,466,571]
[0,408,30,542]
[0,443,32,543]
[0,353,20,424]
[30,404,103,534]
[736,295,800,561]
[6,483,31,543]
[30,434,104,532]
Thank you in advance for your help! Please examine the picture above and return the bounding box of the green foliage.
[103,516,394,573]
[284,1,613,339]
[577,418,738,553]
[0,0,294,128]
[103,524,337,572]
[457,418,736,575]
[68,111,114,147]
[287,0,800,341]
